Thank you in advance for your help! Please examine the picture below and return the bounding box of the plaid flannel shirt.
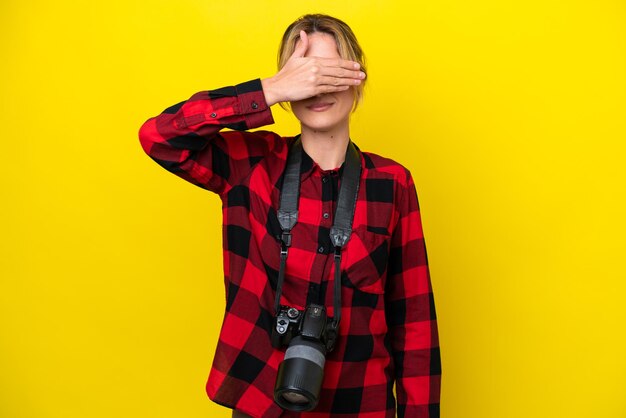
[138,79,441,418]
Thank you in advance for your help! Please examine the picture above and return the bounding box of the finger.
[317,75,363,87]
[317,85,351,94]
[317,57,361,70]
[318,66,366,80]
[291,30,309,58]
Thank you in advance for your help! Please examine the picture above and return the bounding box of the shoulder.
[234,129,285,143]
[360,150,413,189]
[218,129,288,157]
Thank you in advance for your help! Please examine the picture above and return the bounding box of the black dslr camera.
[271,304,338,411]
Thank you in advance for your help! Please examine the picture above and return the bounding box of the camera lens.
[274,336,326,411]
[280,392,309,404]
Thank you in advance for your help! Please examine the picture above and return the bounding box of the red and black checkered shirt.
[138,79,441,418]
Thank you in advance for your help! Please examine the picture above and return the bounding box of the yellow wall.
[1,0,625,417]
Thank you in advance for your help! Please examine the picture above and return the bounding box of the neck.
[300,124,350,171]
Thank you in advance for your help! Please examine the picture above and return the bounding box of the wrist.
[261,77,279,107]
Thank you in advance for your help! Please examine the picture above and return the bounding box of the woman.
[139,14,440,418]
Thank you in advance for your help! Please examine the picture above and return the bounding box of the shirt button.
[322,177,329,183]
[318,246,325,253]
[210,112,217,118]
[323,212,330,219]
[251,101,259,109]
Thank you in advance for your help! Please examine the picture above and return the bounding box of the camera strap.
[274,136,362,335]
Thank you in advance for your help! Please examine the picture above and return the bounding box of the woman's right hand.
[261,31,365,106]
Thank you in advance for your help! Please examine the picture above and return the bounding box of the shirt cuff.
[235,79,274,129]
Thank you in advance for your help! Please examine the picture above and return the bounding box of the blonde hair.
[277,14,367,111]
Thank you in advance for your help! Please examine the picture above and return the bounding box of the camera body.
[271,304,339,411]
[271,304,338,352]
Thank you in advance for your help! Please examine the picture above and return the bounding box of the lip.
[306,102,334,112]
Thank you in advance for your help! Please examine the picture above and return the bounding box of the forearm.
[388,295,441,417]
[137,79,275,194]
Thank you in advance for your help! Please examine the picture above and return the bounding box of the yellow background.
[1,0,625,417]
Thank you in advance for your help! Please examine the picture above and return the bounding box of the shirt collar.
[295,136,358,182]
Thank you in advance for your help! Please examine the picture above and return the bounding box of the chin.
[300,118,344,133]
[293,109,352,133]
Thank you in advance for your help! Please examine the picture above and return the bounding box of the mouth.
[306,102,334,112]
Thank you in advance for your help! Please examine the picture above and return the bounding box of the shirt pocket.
[341,225,391,295]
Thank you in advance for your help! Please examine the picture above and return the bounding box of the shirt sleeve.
[385,170,441,418]
[138,78,282,195]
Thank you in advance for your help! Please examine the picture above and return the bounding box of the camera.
[271,304,338,411]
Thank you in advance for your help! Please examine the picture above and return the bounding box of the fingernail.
[354,63,360,69]
[360,72,366,78]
